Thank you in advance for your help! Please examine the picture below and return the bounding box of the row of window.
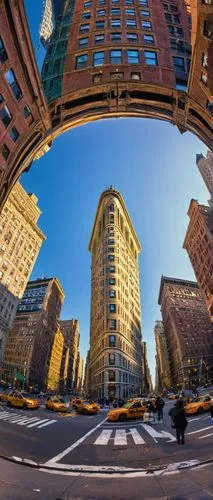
[79,32,154,47]
[80,19,152,30]
[76,49,158,68]
[82,8,150,17]
[84,0,148,6]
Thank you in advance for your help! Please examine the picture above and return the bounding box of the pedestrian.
[155,396,165,422]
[169,399,188,445]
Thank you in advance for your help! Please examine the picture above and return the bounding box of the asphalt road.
[0,397,213,472]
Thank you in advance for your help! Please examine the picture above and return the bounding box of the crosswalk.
[0,411,57,430]
[94,424,176,445]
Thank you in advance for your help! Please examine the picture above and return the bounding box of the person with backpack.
[155,396,165,422]
[169,399,188,445]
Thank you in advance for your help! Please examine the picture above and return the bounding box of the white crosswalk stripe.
[0,411,57,430]
[114,429,127,445]
[94,425,176,446]
[94,429,112,445]
[130,427,145,444]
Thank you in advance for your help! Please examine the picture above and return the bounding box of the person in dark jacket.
[169,399,188,444]
[155,396,165,422]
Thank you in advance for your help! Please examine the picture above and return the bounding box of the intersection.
[0,399,212,474]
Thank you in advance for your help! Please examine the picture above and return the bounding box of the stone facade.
[47,327,64,391]
[0,0,212,210]
[0,182,45,362]
[158,276,213,387]
[183,200,213,319]
[3,277,64,389]
[154,320,171,391]
[59,319,80,392]
[88,188,143,400]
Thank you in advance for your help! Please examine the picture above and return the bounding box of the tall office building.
[154,320,171,391]
[3,277,64,388]
[0,182,45,362]
[183,199,213,320]
[196,151,213,196]
[47,326,64,391]
[158,276,213,387]
[88,188,143,400]
[59,319,80,392]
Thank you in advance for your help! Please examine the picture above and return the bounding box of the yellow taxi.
[7,391,39,409]
[0,389,13,402]
[70,397,82,409]
[108,399,146,422]
[184,394,212,415]
[75,400,100,415]
[46,396,68,412]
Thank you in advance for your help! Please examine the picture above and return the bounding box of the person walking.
[169,399,188,445]
[155,396,165,422]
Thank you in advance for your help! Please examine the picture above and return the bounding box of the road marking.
[188,418,201,423]
[17,417,40,426]
[130,428,145,444]
[114,429,127,445]
[187,426,213,435]
[44,417,107,465]
[38,420,57,429]
[27,419,49,428]
[94,429,112,445]
[141,424,176,443]
[198,432,213,440]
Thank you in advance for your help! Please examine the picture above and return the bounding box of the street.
[0,399,212,469]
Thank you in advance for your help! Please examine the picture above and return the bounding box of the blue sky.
[23,1,209,383]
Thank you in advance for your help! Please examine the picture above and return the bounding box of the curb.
[0,452,213,476]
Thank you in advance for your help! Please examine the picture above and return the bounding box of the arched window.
[109,203,114,213]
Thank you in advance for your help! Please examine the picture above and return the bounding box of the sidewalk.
[0,457,213,499]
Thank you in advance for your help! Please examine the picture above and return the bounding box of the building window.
[108,239,115,245]
[139,0,148,4]
[176,80,187,91]
[0,94,4,103]
[82,11,91,19]
[165,13,172,22]
[131,72,141,80]
[4,69,23,100]
[111,32,121,41]
[144,50,158,65]
[142,20,152,30]
[95,34,105,44]
[84,1,92,7]
[97,9,106,16]
[109,278,116,286]
[173,56,185,72]
[108,266,115,273]
[22,105,32,119]
[93,73,102,83]
[80,24,90,32]
[0,37,8,64]
[109,354,115,365]
[111,8,120,15]
[0,105,12,128]
[126,20,136,27]
[108,255,115,262]
[141,9,150,16]
[109,335,116,347]
[9,126,19,142]
[109,203,114,212]
[93,51,105,66]
[96,20,105,29]
[109,304,116,313]
[110,319,116,330]
[110,49,122,65]
[98,0,105,3]
[111,19,121,27]
[79,37,89,48]
[127,33,138,42]
[126,8,135,15]
[144,34,154,45]
[76,54,88,69]
[1,144,10,160]
[109,370,116,381]
[109,290,116,298]
[127,50,139,64]
[176,27,183,37]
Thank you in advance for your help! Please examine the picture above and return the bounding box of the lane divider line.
[44,417,107,465]
[187,426,213,435]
